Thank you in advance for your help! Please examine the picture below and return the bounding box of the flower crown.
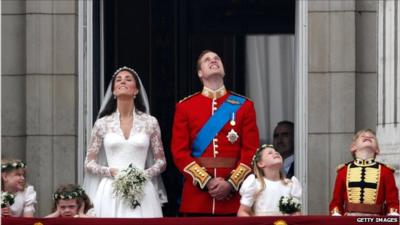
[112,66,138,78]
[251,144,274,165]
[1,161,26,172]
[53,186,85,201]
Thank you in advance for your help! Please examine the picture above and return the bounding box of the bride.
[83,66,167,217]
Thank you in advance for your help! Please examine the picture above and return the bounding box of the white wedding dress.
[84,110,166,218]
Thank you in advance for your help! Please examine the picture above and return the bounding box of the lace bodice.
[84,110,166,178]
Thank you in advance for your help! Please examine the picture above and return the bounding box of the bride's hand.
[110,168,119,177]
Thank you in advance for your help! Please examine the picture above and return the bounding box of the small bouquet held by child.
[237,144,302,216]
[112,164,148,209]
[1,192,15,208]
[1,159,37,217]
[279,196,301,214]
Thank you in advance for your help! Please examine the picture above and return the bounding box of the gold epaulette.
[230,91,251,101]
[336,163,346,171]
[183,161,211,189]
[178,92,200,103]
[227,163,251,191]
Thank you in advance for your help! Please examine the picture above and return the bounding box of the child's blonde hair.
[252,144,286,198]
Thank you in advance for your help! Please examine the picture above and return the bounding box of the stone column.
[377,0,400,187]
[24,0,77,216]
[355,1,378,131]
[1,1,27,160]
[308,0,356,214]
[2,0,77,216]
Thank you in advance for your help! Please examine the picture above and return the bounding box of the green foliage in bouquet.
[112,164,148,209]
[278,196,301,214]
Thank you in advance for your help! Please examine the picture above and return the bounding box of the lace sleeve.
[84,120,112,177]
[144,117,166,178]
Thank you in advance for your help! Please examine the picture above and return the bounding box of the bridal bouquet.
[1,192,15,208]
[278,196,301,214]
[112,164,148,209]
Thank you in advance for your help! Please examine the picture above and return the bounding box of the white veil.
[82,66,167,206]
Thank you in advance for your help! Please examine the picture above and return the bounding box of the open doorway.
[89,0,296,216]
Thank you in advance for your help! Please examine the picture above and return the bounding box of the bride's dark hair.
[98,67,147,118]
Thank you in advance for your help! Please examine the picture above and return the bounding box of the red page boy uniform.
[329,129,399,216]
[171,86,260,215]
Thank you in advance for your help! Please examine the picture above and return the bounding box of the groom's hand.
[208,177,232,200]
[206,178,218,191]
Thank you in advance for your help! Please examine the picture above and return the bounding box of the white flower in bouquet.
[112,164,148,209]
[1,192,15,208]
[291,197,300,205]
[278,196,301,214]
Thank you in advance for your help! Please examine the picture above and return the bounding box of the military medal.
[230,112,236,126]
[227,129,239,143]
[227,112,239,143]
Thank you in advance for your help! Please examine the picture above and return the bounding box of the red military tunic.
[171,86,260,214]
[329,158,399,215]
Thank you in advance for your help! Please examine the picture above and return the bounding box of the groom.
[171,50,260,216]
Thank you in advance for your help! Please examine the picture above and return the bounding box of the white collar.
[283,154,294,173]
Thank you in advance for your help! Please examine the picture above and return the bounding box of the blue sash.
[192,95,246,157]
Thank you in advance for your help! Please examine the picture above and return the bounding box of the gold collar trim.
[354,158,376,167]
[201,86,227,99]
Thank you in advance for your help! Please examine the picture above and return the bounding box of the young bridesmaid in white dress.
[1,159,37,217]
[238,144,302,216]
